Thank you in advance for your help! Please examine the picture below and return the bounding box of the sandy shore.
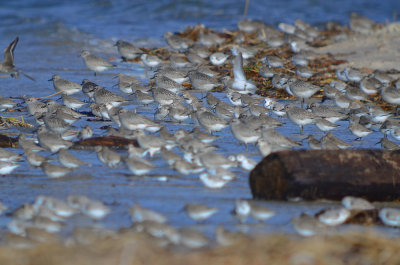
[316,22,400,72]
[0,231,399,265]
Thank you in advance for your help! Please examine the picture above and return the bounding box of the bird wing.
[232,51,246,82]
[3,37,18,68]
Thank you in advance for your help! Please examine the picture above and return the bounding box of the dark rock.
[73,136,138,149]
[250,150,400,201]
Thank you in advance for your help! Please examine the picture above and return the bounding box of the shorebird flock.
[0,13,399,248]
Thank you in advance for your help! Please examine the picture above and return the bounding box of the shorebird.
[49,75,82,95]
[178,228,210,249]
[215,102,235,120]
[215,225,249,246]
[183,204,218,222]
[233,199,251,222]
[168,104,192,123]
[0,96,17,111]
[284,104,316,134]
[198,151,236,170]
[156,66,188,84]
[334,93,352,109]
[263,55,284,68]
[195,108,229,133]
[164,31,193,52]
[259,64,275,78]
[315,118,340,132]
[80,50,116,75]
[93,86,128,107]
[130,203,167,223]
[137,134,170,157]
[261,127,301,148]
[234,154,257,171]
[0,148,23,162]
[95,146,121,168]
[0,161,20,175]
[81,200,110,220]
[291,214,326,237]
[0,37,34,81]
[125,155,154,176]
[170,53,191,68]
[37,126,73,153]
[286,78,320,108]
[374,70,393,84]
[381,86,400,113]
[344,67,364,82]
[230,118,261,151]
[41,162,72,178]
[188,70,219,92]
[61,94,87,110]
[114,73,140,94]
[346,85,366,101]
[296,65,315,78]
[18,135,45,153]
[359,77,380,95]
[376,137,400,150]
[25,150,47,167]
[114,40,143,60]
[349,119,373,140]
[140,54,162,68]
[291,54,309,66]
[306,135,321,150]
[307,103,347,123]
[206,92,221,108]
[58,149,90,168]
[192,127,218,143]
[341,196,374,210]
[249,202,275,222]
[210,52,229,66]
[199,172,232,189]
[152,87,182,106]
[173,159,204,175]
[198,28,225,47]
[318,207,350,226]
[379,208,400,227]
[321,132,352,150]
[154,74,184,93]
[189,45,211,59]
[264,97,286,116]
[119,109,161,132]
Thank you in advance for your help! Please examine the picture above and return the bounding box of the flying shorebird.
[0,37,35,81]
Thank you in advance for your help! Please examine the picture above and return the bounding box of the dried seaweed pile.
[139,20,398,113]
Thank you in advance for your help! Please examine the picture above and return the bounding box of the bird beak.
[48,78,53,81]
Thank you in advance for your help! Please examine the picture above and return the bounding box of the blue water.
[0,0,398,240]
[2,0,399,40]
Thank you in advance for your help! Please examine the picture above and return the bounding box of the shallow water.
[0,0,399,239]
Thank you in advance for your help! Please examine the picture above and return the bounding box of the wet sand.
[0,231,399,265]
[316,22,400,72]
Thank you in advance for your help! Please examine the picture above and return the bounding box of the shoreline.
[0,230,399,265]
